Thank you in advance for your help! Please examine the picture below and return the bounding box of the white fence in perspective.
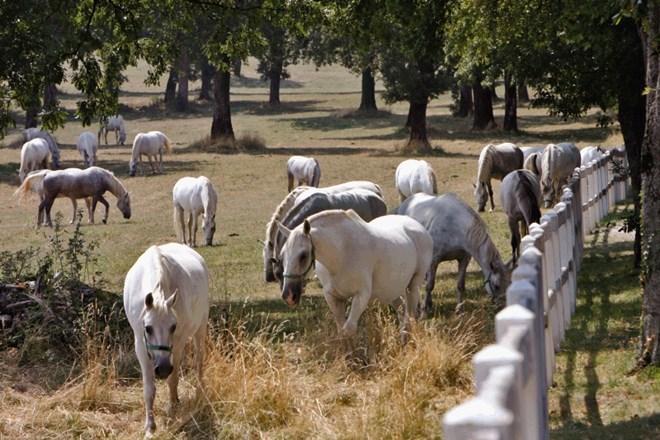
[443,146,630,440]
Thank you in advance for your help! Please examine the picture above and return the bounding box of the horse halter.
[282,240,316,281]
[483,271,496,296]
[143,326,173,359]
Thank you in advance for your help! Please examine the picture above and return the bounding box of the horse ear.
[166,289,178,309]
[303,220,311,235]
[276,221,291,238]
[145,293,154,309]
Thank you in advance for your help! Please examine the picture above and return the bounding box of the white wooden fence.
[443,146,630,440]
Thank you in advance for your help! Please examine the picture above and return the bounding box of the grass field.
[0,60,657,439]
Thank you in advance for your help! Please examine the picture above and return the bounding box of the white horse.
[98,115,127,145]
[277,209,433,356]
[13,169,94,224]
[76,131,99,168]
[393,193,510,316]
[473,142,524,212]
[580,145,604,166]
[129,131,172,176]
[293,180,382,207]
[22,128,60,169]
[499,170,542,265]
[172,176,219,247]
[521,146,545,176]
[541,142,581,207]
[123,243,209,438]
[286,155,321,192]
[18,138,50,182]
[395,159,438,202]
[14,166,131,226]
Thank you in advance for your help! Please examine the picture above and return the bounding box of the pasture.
[0,60,655,439]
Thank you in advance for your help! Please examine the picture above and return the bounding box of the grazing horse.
[22,128,60,169]
[395,159,438,202]
[123,243,209,437]
[129,131,172,176]
[541,142,581,208]
[277,209,433,355]
[98,115,127,145]
[76,131,99,168]
[499,170,542,265]
[286,155,321,192]
[270,188,388,286]
[293,180,382,207]
[262,186,313,282]
[18,138,50,182]
[393,192,510,316]
[473,142,524,212]
[14,169,93,224]
[14,167,131,226]
[172,176,219,247]
[580,145,604,166]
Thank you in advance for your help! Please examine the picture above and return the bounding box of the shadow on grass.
[550,209,654,439]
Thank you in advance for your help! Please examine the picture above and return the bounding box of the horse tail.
[162,134,173,154]
[428,165,438,195]
[14,170,48,201]
[311,159,321,187]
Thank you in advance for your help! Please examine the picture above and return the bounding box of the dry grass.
[1,59,651,439]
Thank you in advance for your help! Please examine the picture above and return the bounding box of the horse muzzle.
[281,281,303,307]
[154,357,173,379]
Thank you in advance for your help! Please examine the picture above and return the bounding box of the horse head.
[128,159,138,177]
[541,178,554,208]
[484,260,509,300]
[117,192,132,219]
[140,290,178,380]
[119,129,127,145]
[277,220,315,307]
[202,213,216,246]
[473,182,488,212]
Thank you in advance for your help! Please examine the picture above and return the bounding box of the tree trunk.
[472,79,497,130]
[25,107,38,129]
[268,59,283,106]
[43,83,57,111]
[211,62,235,141]
[503,73,518,132]
[164,68,177,103]
[638,3,660,367]
[199,55,213,101]
[358,68,378,111]
[617,18,646,268]
[176,51,189,112]
[455,85,473,118]
[517,84,530,102]
[406,100,431,152]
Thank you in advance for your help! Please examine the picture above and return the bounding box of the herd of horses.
[10,126,604,436]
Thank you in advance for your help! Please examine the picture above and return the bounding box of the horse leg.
[421,259,440,320]
[488,183,495,212]
[70,199,78,224]
[158,150,163,173]
[84,197,93,223]
[175,207,186,245]
[186,213,195,246]
[287,173,294,192]
[191,213,200,247]
[134,336,157,436]
[193,320,207,396]
[341,289,370,356]
[455,256,470,314]
[147,154,156,174]
[508,216,520,265]
[402,270,425,344]
[96,195,110,224]
[323,291,352,354]
[166,344,183,417]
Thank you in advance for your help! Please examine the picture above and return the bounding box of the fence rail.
[443,146,630,440]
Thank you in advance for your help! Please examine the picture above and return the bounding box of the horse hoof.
[454,303,465,315]
[102,219,107,224]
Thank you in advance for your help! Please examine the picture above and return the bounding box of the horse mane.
[149,246,176,306]
[265,186,310,245]
[477,144,495,184]
[99,168,128,198]
[308,208,359,224]
[541,144,554,185]
[458,194,503,267]
[202,178,218,214]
